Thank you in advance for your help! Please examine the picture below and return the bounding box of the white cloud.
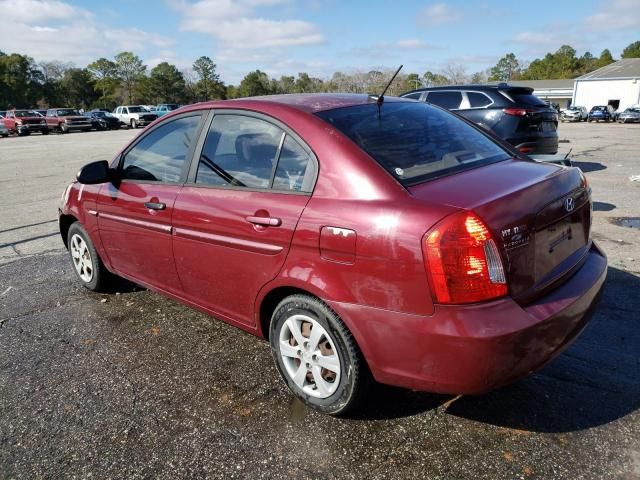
[418,3,462,26]
[0,0,174,65]
[174,0,324,49]
[584,0,640,31]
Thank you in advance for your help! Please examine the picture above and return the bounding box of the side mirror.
[76,160,112,184]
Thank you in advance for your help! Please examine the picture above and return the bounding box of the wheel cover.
[279,314,341,399]
[70,233,94,283]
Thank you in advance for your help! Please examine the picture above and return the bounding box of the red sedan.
[59,94,606,415]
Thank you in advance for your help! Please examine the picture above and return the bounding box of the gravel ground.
[0,123,639,479]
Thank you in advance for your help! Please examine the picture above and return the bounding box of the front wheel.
[131,119,138,129]
[59,122,68,133]
[270,294,370,415]
[67,223,112,291]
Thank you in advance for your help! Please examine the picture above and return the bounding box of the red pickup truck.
[45,108,92,133]
[2,110,50,135]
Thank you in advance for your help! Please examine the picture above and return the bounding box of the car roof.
[401,83,534,95]
[189,93,410,114]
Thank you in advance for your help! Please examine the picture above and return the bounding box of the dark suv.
[400,84,559,154]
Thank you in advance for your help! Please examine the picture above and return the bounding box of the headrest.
[235,133,278,165]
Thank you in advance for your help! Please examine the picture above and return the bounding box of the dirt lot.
[1,124,639,479]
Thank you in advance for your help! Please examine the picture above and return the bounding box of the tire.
[67,222,112,292]
[131,119,138,129]
[59,122,68,133]
[269,294,371,415]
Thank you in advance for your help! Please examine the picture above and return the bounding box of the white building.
[572,58,640,111]
[510,79,575,108]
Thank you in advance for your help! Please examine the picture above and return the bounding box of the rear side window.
[121,115,201,183]
[403,92,422,100]
[272,136,313,192]
[196,115,315,192]
[426,91,462,109]
[316,102,509,186]
[467,92,492,108]
[196,115,283,189]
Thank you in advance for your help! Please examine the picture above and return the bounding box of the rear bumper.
[512,136,558,155]
[328,242,607,395]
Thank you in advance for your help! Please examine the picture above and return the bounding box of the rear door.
[96,113,204,294]
[172,111,317,326]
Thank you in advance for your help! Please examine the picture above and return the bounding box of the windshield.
[128,106,144,113]
[14,110,39,117]
[591,106,607,111]
[315,102,510,185]
[56,109,79,116]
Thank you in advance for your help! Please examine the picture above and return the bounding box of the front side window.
[196,115,283,189]
[316,102,510,186]
[121,115,201,183]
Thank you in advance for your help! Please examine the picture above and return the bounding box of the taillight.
[502,108,534,116]
[518,146,535,154]
[423,211,507,304]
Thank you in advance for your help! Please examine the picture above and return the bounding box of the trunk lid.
[409,159,591,303]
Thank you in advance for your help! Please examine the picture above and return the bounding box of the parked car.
[155,104,181,117]
[0,121,8,137]
[560,106,588,122]
[588,105,615,122]
[46,108,92,133]
[2,109,50,135]
[84,110,122,130]
[113,105,158,128]
[400,84,559,154]
[60,94,606,415]
[616,107,640,123]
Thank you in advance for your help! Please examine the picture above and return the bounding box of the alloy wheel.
[278,314,341,399]
[70,233,94,283]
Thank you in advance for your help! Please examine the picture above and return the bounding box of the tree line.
[1,41,638,110]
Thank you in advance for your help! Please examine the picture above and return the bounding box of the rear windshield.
[315,102,510,185]
[505,88,547,107]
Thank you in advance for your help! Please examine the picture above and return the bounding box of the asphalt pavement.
[0,124,639,479]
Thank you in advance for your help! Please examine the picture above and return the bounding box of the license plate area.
[534,207,588,283]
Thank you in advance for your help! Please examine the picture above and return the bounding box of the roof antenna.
[371,65,403,105]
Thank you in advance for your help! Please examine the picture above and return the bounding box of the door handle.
[144,201,166,211]
[246,216,282,227]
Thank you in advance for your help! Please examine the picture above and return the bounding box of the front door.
[96,113,204,294]
[172,112,317,326]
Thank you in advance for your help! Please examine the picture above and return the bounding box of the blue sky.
[0,0,638,84]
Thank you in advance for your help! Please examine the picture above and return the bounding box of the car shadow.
[352,267,639,432]
[593,201,616,212]
[572,161,607,173]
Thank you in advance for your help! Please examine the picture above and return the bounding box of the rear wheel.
[270,294,370,415]
[67,222,112,291]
